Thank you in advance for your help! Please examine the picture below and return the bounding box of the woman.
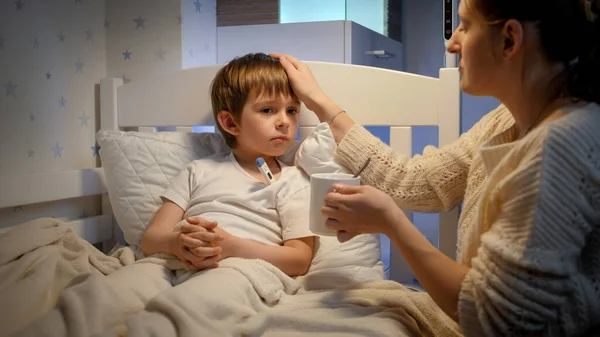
[272,0,600,335]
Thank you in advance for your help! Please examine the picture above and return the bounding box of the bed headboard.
[0,61,460,284]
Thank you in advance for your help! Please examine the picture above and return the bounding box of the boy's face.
[227,90,300,158]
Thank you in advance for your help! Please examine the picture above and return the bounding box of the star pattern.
[122,49,132,60]
[79,111,90,126]
[52,141,64,158]
[91,143,100,157]
[75,57,84,73]
[1,0,219,222]
[85,28,93,42]
[134,16,146,29]
[155,47,166,61]
[4,81,18,97]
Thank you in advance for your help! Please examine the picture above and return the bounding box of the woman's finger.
[337,230,356,243]
[179,223,206,234]
[324,217,341,231]
[332,184,363,195]
[321,205,338,218]
[270,53,302,70]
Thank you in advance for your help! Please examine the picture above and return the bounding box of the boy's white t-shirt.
[161,152,314,245]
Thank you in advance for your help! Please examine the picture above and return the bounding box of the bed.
[0,61,461,337]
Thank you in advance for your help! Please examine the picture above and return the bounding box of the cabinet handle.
[365,50,396,58]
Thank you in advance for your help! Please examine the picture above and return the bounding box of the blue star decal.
[4,81,17,97]
[85,28,93,42]
[59,95,66,108]
[91,143,100,157]
[122,74,131,84]
[193,0,201,13]
[57,31,65,42]
[189,49,194,57]
[52,141,64,158]
[29,114,35,122]
[177,16,183,24]
[0,36,5,50]
[204,44,210,51]
[133,16,146,29]
[31,37,40,49]
[45,71,51,79]
[104,19,111,29]
[75,57,84,73]
[155,47,166,61]
[122,49,132,60]
[14,0,23,10]
[78,111,89,126]
[28,149,35,158]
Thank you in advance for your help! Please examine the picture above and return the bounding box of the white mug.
[309,172,361,236]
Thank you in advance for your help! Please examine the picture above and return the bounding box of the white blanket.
[2,218,462,337]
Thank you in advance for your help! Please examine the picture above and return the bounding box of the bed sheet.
[1,218,461,337]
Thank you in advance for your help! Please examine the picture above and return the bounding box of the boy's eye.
[287,108,298,115]
[261,108,273,114]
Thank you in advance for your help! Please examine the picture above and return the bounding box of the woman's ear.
[501,19,524,57]
[217,110,240,136]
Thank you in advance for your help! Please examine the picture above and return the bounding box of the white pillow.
[294,123,384,290]
[97,129,300,248]
[97,126,383,288]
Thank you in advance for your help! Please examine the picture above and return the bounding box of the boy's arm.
[140,200,184,256]
[216,228,314,277]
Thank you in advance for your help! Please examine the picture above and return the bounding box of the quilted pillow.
[294,123,384,289]
[97,130,229,247]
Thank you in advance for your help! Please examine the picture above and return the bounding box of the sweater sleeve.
[334,104,511,212]
[458,127,600,336]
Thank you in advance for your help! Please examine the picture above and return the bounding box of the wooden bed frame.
[0,62,461,284]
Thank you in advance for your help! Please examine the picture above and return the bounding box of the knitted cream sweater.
[335,103,600,336]
[335,104,515,264]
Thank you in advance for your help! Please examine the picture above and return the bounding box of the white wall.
[0,0,217,227]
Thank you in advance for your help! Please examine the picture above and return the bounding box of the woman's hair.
[210,53,295,148]
[469,0,600,104]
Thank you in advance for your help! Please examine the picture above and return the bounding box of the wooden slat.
[217,0,278,27]
[0,168,107,209]
[67,215,113,244]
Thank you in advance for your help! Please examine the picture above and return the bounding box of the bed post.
[99,78,125,253]
[437,68,461,261]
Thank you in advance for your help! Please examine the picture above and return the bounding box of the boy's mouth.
[271,136,289,142]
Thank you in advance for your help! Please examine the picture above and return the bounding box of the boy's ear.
[217,110,240,136]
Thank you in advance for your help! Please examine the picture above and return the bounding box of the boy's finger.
[179,223,205,233]
[192,254,221,270]
[186,217,218,230]
[190,245,222,257]
[180,235,211,248]
[186,231,224,242]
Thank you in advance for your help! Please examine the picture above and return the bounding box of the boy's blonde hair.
[210,53,296,148]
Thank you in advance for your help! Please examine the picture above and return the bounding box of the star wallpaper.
[0,0,216,227]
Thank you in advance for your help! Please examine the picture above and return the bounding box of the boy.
[140,53,315,277]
